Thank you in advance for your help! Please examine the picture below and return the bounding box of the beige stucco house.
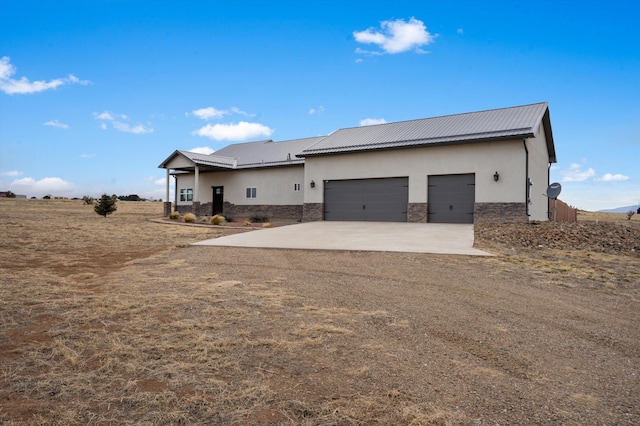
[159,102,556,223]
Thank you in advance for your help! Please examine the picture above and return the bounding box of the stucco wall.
[175,166,305,206]
[303,140,528,206]
[165,155,195,169]
[527,124,552,221]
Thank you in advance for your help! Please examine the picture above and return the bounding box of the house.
[159,102,556,223]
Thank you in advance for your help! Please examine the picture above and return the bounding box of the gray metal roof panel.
[300,102,551,156]
[177,150,237,168]
[215,136,326,167]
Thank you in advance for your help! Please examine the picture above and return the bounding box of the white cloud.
[191,106,256,120]
[229,106,255,117]
[457,28,464,35]
[9,176,74,196]
[94,111,115,121]
[309,106,325,115]
[189,146,215,155]
[192,121,274,141]
[559,163,631,183]
[1,170,22,177]
[192,107,228,120]
[560,163,596,182]
[354,17,435,55]
[94,111,153,134]
[359,118,387,126]
[0,56,90,95]
[80,153,96,158]
[112,121,154,134]
[43,119,69,129]
[154,178,166,186]
[595,173,630,182]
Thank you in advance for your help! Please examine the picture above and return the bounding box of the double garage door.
[324,177,408,222]
[323,174,475,223]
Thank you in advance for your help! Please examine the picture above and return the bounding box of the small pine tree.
[94,193,117,217]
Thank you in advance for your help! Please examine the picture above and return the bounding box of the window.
[180,188,193,201]
[246,187,257,198]
[293,183,301,192]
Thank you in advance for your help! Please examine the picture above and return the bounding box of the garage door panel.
[428,174,475,224]
[324,178,408,222]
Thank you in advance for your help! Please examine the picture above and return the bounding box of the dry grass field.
[1,199,638,425]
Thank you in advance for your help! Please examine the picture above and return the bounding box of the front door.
[212,186,224,215]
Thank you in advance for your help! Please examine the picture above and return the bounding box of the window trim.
[180,188,193,202]
[246,187,257,199]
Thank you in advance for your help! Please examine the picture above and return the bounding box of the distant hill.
[598,205,639,213]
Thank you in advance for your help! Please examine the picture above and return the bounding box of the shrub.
[249,214,269,223]
[183,213,197,223]
[210,214,226,225]
[168,211,180,220]
[82,196,94,205]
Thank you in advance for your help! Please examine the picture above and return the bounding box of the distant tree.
[94,194,117,217]
[42,195,51,199]
[82,195,94,205]
[637,207,640,214]
[118,194,143,201]
[628,210,636,220]
[2,191,16,198]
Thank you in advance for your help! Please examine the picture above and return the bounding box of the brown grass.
[1,199,638,425]
[578,210,640,223]
[0,199,466,425]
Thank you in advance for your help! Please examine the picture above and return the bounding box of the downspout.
[523,139,530,218]
[547,163,552,220]
[174,174,178,210]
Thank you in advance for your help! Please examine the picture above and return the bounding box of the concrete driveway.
[192,222,492,256]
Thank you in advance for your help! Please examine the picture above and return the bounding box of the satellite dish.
[546,182,562,199]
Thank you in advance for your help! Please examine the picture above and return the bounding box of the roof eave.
[298,133,536,158]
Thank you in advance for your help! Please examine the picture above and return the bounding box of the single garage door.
[324,177,408,222]
[428,174,475,223]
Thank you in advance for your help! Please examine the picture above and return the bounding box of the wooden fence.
[548,198,578,222]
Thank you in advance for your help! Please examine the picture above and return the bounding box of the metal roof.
[158,136,326,170]
[216,136,325,168]
[300,102,556,162]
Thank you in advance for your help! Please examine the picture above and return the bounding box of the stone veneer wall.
[175,202,212,217]
[163,201,172,217]
[302,203,324,221]
[474,202,528,223]
[407,203,427,223]
[222,202,303,220]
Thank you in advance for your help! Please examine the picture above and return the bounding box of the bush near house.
[249,214,269,223]
[210,214,226,225]
[183,213,197,223]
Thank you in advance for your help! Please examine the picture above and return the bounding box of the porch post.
[165,168,170,203]
[194,165,200,203]
[163,168,172,216]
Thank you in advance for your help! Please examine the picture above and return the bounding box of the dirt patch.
[1,199,638,425]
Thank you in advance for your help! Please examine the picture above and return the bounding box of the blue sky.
[1,0,638,211]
